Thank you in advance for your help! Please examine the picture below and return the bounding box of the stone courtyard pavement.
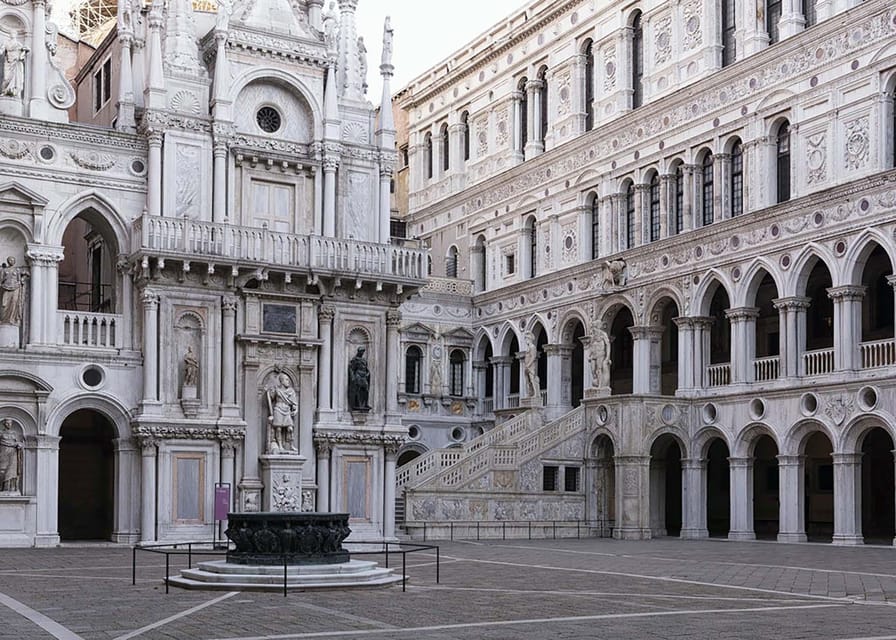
[4,539,896,639]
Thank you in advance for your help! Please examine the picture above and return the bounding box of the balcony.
[861,339,896,369]
[135,215,427,282]
[804,348,834,376]
[753,356,780,382]
[706,363,730,387]
[57,311,121,349]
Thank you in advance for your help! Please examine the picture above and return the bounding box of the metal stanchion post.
[436,546,440,584]
[165,553,170,594]
[132,547,136,586]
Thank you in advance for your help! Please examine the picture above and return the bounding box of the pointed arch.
[645,288,685,324]
[497,322,521,355]
[843,230,896,286]
[693,270,735,316]
[46,191,130,251]
[557,308,589,343]
[737,259,783,308]
[789,242,838,296]
[472,328,493,362]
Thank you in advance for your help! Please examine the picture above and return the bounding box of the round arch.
[692,426,732,459]
[781,419,837,456]
[732,422,780,458]
[228,67,324,138]
[647,428,690,459]
[45,393,133,440]
[838,412,896,454]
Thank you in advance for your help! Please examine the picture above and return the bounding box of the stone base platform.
[167,559,403,591]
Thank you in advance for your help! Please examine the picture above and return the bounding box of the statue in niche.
[381,16,393,67]
[429,358,442,395]
[347,347,370,411]
[182,345,200,387]
[0,257,24,326]
[600,259,627,289]
[266,373,298,454]
[589,323,612,389]
[321,2,338,50]
[357,36,368,93]
[1,34,28,99]
[0,419,22,493]
[523,331,540,398]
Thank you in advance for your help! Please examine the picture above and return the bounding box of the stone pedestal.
[260,454,306,512]
[585,386,611,399]
[520,394,542,408]
[0,97,22,117]
[0,324,18,348]
[181,385,197,400]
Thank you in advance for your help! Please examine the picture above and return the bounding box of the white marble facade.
[0,0,425,546]
[394,0,896,544]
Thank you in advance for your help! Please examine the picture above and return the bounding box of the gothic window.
[767,0,782,44]
[440,123,450,172]
[583,40,595,131]
[625,182,636,249]
[461,111,470,162]
[405,346,422,394]
[631,11,644,109]
[649,174,661,242]
[446,245,459,278]
[449,350,466,397]
[518,77,529,152]
[730,141,744,217]
[674,164,684,234]
[538,66,549,142]
[527,216,537,279]
[590,192,600,260]
[424,132,433,179]
[722,0,737,66]
[776,121,791,203]
[803,0,816,28]
[701,153,714,226]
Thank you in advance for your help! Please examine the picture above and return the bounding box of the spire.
[164,0,201,73]
[336,0,365,101]
[115,0,136,131]
[324,62,340,140]
[144,0,166,110]
[376,16,395,143]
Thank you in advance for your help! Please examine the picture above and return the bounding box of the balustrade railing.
[540,389,548,405]
[506,394,520,408]
[861,339,896,369]
[753,356,780,382]
[706,363,730,387]
[803,348,834,376]
[480,398,494,415]
[57,311,121,349]
[139,215,426,280]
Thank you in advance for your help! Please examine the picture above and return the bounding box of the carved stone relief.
[806,131,826,184]
[844,116,869,171]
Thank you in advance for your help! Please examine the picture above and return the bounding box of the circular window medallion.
[256,106,282,133]
[800,393,818,416]
[451,426,466,442]
[858,386,878,411]
[130,158,146,175]
[780,255,791,269]
[702,403,718,425]
[749,398,766,421]
[408,425,421,440]
[81,365,105,389]
[39,145,56,162]
[834,240,847,256]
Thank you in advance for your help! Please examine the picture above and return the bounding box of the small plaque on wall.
[262,304,297,334]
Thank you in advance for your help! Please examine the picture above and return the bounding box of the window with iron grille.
[405,346,422,394]
[631,12,644,108]
[731,142,744,217]
[449,350,465,397]
[625,184,635,249]
[721,0,737,67]
[675,165,684,234]
[518,78,529,151]
[528,219,537,279]
[424,133,433,179]
[440,124,450,172]
[702,154,714,227]
[461,111,470,161]
[543,465,559,491]
[584,41,595,131]
[777,122,791,203]
[590,195,600,260]
[538,68,548,142]
[649,175,661,242]
[564,467,581,492]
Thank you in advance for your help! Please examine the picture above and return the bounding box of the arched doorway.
[650,435,682,537]
[59,210,120,314]
[861,427,895,543]
[804,432,834,542]
[654,298,679,395]
[752,435,780,539]
[609,307,634,395]
[706,439,730,537]
[590,435,615,536]
[58,410,115,540]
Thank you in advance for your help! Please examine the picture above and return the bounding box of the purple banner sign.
[214,483,231,521]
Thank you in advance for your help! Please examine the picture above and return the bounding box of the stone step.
[166,573,404,592]
[194,559,379,576]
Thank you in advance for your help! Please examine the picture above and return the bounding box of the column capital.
[525,79,544,92]
[490,356,513,366]
[690,316,715,329]
[314,438,332,455]
[772,296,811,311]
[776,454,805,466]
[724,306,760,322]
[221,296,238,313]
[713,153,731,162]
[319,304,336,322]
[727,456,752,468]
[138,436,159,453]
[386,308,402,327]
[681,458,707,471]
[543,343,573,356]
[141,289,160,308]
[672,316,694,329]
[831,452,863,465]
[323,156,340,172]
[827,285,866,301]
[26,245,64,266]
[629,324,665,340]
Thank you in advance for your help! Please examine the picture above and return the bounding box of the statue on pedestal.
[589,323,612,389]
[523,331,540,398]
[347,347,370,411]
[182,345,199,387]
[381,17,393,67]
[0,419,22,494]
[357,36,368,93]
[0,257,24,326]
[266,374,298,454]
[1,35,27,99]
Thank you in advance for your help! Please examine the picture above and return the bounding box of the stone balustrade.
[860,339,896,369]
[804,348,835,376]
[57,310,121,349]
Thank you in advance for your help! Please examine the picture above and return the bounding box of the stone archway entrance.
[706,439,730,537]
[650,436,682,537]
[861,427,895,543]
[58,410,115,540]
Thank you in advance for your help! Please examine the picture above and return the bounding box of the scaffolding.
[70,0,219,45]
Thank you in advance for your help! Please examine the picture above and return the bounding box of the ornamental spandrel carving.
[68,150,116,171]
[494,107,510,149]
[824,395,854,426]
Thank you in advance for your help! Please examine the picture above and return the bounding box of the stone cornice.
[0,115,147,151]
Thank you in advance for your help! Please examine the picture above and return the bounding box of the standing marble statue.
[215,0,233,32]
[182,345,199,387]
[0,257,24,326]
[0,419,22,493]
[589,323,612,389]
[381,16,393,67]
[523,331,540,398]
[321,2,338,50]
[357,37,368,93]
[267,374,298,453]
[1,34,27,99]
[348,347,370,411]
[429,358,442,395]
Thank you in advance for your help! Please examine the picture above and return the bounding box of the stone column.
[511,90,524,163]
[634,183,649,246]
[629,326,663,395]
[524,79,543,159]
[220,296,237,409]
[713,153,731,221]
[26,248,60,345]
[383,444,398,539]
[742,0,771,55]
[615,455,651,540]
[473,362,487,413]
[220,440,236,529]
[827,285,865,371]
[773,297,810,377]
[599,195,615,256]
[385,309,402,418]
[378,165,392,244]
[316,440,331,512]
[585,459,599,528]
[492,357,510,410]
[29,0,49,117]
[34,434,60,547]
[659,173,674,238]
[681,164,697,232]
[543,344,567,416]
[322,156,339,237]
[691,317,713,389]
[680,458,707,538]
[146,131,163,217]
[141,289,160,406]
[673,318,694,391]
[832,452,863,545]
[725,307,759,383]
[140,437,158,543]
[777,454,807,542]
[317,305,335,416]
[728,457,756,540]
[212,138,229,222]
[778,0,806,39]
[115,32,136,132]
[297,355,316,464]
